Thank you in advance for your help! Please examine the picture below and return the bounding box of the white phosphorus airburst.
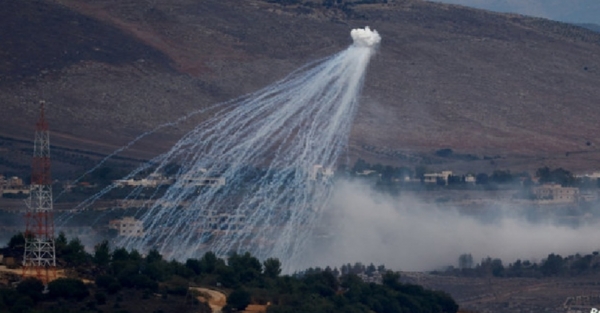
[66,27,381,271]
[351,26,381,47]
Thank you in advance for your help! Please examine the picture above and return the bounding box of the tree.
[95,292,107,305]
[381,165,395,183]
[553,168,574,186]
[432,290,459,313]
[93,240,110,268]
[490,259,505,277]
[16,278,44,302]
[415,165,428,180]
[491,170,513,184]
[352,158,370,174]
[448,175,465,185]
[508,259,524,277]
[146,248,163,264]
[263,258,282,279]
[536,166,575,186]
[228,252,262,284]
[226,288,251,311]
[111,247,130,262]
[303,271,338,297]
[541,253,565,276]
[8,232,26,251]
[571,254,592,274]
[352,262,365,275]
[458,253,473,269]
[476,173,489,185]
[200,251,220,274]
[382,271,401,289]
[186,258,203,275]
[365,263,376,276]
[63,237,89,266]
[95,274,121,294]
[48,278,89,300]
[54,232,68,256]
[435,148,453,157]
[536,166,551,183]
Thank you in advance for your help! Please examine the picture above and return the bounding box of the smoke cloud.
[351,27,381,48]
[303,180,600,271]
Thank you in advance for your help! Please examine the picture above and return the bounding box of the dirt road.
[190,287,227,313]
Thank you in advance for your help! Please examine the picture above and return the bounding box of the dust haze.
[304,180,600,271]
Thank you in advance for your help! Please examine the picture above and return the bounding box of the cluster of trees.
[0,234,458,313]
[535,166,576,186]
[267,270,457,313]
[442,251,600,278]
[349,158,414,184]
[347,158,529,187]
[347,157,600,191]
[0,277,92,313]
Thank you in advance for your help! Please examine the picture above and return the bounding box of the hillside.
[1,0,600,177]
[578,23,600,33]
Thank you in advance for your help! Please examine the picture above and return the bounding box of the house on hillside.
[465,174,476,184]
[109,217,144,237]
[206,213,246,231]
[1,176,30,196]
[114,173,172,188]
[532,184,579,203]
[423,171,452,185]
[309,165,334,181]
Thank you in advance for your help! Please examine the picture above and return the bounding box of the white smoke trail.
[54,99,236,203]
[69,27,380,270]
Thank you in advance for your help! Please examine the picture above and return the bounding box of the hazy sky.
[428,0,600,25]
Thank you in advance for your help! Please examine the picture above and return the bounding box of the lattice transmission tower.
[23,100,56,283]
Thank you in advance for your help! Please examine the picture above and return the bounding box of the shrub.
[47,278,89,301]
[227,288,251,311]
[16,277,44,302]
[95,292,107,305]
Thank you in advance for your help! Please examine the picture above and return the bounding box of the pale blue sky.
[427,0,600,25]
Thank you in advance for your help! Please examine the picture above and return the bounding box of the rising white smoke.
[303,180,600,271]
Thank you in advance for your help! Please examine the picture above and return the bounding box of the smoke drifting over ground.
[304,180,600,271]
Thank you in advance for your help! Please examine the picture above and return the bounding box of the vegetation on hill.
[0,233,458,313]
[439,251,600,278]
[3,0,600,176]
[346,158,599,190]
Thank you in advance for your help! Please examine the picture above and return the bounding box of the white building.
[181,168,226,187]
[576,172,600,180]
[1,176,29,196]
[109,217,144,237]
[532,184,579,203]
[206,213,246,231]
[423,171,453,185]
[6,176,23,187]
[114,173,173,188]
[310,165,334,181]
[465,174,476,184]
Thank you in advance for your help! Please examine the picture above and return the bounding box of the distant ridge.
[577,23,600,33]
